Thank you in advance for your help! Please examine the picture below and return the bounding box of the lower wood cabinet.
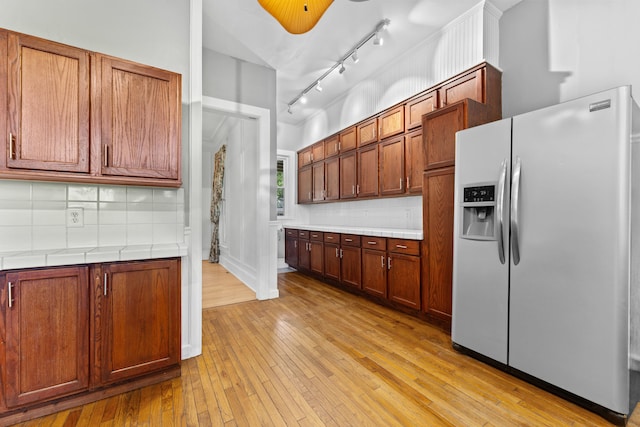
[285,228,422,317]
[3,266,89,408]
[0,258,181,423]
[285,230,299,269]
[96,259,181,385]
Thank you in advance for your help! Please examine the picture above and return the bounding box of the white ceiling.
[202,0,522,135]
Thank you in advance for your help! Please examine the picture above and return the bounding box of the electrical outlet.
[67,208,84,228]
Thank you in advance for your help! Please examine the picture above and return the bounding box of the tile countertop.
[284,225,423,240]
[0,243,188,271]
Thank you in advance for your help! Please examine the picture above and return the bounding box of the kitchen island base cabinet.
[96,259,181,385]
[3,266,89,408]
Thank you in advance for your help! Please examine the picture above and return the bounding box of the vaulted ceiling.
[202,0,522,138]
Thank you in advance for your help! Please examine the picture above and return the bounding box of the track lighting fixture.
[286,18,390,114]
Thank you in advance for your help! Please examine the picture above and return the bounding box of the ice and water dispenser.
[461,183,497,240]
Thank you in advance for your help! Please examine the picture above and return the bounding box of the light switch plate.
[67,208,84,228]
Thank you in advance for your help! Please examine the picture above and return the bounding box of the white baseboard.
[219,253,257,293]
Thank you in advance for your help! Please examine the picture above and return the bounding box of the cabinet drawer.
[285,228,298,238]
[362,237,386,250]
[341,234,362,247]
[299,230,309,239]
[309,231,324,241]
[388,239,420,256]
[324,232,340,243]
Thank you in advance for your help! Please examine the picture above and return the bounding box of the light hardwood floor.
[8,271,640,426]
[202,261,256,309]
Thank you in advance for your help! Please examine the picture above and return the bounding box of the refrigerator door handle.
[496,159,507,264]
[511,156,522,265]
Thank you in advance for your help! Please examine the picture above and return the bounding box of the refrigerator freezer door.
[509,87,630,414]
[452,118,511,364]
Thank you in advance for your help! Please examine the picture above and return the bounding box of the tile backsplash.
[0,180,185,253]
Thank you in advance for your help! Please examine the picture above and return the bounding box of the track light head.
[373,32,383,46]
[339,62,346,74]
[315,81,323,92]
[287,105,292,114]
[351,50,359,64]
[300,94,308,104]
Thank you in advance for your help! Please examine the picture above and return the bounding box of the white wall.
[500,0,640,371]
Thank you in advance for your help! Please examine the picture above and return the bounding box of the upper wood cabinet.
[422,98,497,170]
[357,117,378,147]
[357,144,379,198]
[96,259,180,385]
[5,32,90,174]
[324,134,340,158]
[298,165,312,204]
[438,63,502,119]
[378,105,404,140]
[405,129,424,194]
[298,147,312,168]
[339,126,357,153]
[405,90,438,130]
[379,135,405,196]
[311,141,324,163]
[339,151,357,200]
[3,266,89,408]
[96,55,181,181]
[312,161,325,202]
[0,28,182,187]
[324,157,340,201]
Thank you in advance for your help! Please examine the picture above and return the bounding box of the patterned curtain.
[209,145,226,263]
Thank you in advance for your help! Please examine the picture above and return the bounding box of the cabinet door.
[379,136,405,196]
[339,151,357,199]
[362,249,386,298]
[309,241,324,275]
[312,162,325,202]
[311,141,325,163]
[357,118,378,147]
[324,243,341,281]
[298,147,312,167]
[405,90,438,130]
[357,144,379,198]
[298,166,312,203]
[6,32,90,173]
[324,157,340,201]
[98,55,181,180]
[298,239,311,270]
[324,134,340,158]
[422,168,455,322]
[99,259,180,384]
[379,105,405,140]
[405,129,424,194]
[285,237,298,268]
[422,102,465,170]
[339,126,357,153]
[4,267,89,407]
[388,253,421,309]
[439,68,484,107]
[341,246,362,289]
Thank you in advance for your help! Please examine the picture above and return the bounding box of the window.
[276,158,285,216]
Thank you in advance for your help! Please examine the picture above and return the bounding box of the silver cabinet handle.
[345,238,353,242]
[103,273,108,296]
[367,241,377,245]
[356,185,360,194]
[387,256,391,270]
[7,281,13,308]
[352,185,355,195]
[396,244,407,249]
[400,178,403,189]
[496,159,508,264]
[294,240,297,248]
[340,249,343,258]
[335,248,339,258]
[327,236,333,240]
[406,176,410,189]
[103,145,109,167]
[311,234,318,238]
[511,157,522,265]
[381,256,385,268]
[8,133,15,160]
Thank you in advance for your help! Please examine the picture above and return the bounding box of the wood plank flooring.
[9,271,640,426]
[202,261,256,309]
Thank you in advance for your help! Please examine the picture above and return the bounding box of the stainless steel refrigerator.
[452,86,640,421]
